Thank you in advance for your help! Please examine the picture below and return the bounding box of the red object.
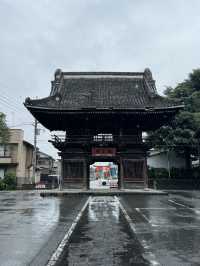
[104,171,109,177]
[92,148,116,156]
[95,166,103,171]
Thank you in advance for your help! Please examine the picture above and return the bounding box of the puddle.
[58,196,149,266]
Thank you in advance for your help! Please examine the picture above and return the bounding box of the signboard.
[35,182,46,189]
[92,148,116,157]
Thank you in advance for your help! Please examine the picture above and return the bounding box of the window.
[0,145,10,157]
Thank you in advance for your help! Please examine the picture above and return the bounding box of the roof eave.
[25,104,183,114]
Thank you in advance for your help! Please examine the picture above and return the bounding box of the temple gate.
[25,69,182,189]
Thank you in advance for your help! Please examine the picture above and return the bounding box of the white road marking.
[168,199,196,210]
[135,208,160,227]
[115,196,137,233]
[47,196,91,266]
[168,199,189,208]
[115,196,161,266]
[139,207,176,210]
[168,199,200,216]
[135,208,151,223]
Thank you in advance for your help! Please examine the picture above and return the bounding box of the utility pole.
[32,119,38,184]
[198,140,200,167]
[167,148,171,179]
[165,140,171,179]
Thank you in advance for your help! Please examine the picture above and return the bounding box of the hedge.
[0,172,17,190]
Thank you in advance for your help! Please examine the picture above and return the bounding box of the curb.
[115,196,160,266]
[40,190,168,197]
[46,196,91,266]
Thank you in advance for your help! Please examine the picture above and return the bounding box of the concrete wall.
[9,129,24,144]
[147,151,186,169]
[16,142,34,186]
[10,144,18,163]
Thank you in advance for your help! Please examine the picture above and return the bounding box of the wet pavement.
[120,192,200,266]
[1,191,200,265]
[57,196,149,266]
[0,191,87,266]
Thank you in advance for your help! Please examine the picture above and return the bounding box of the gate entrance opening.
[90,162,118,189]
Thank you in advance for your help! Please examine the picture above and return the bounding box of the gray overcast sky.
[0,0,200,158]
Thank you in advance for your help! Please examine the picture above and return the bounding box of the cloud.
[0,0,200,157]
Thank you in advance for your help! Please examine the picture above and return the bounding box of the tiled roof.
[25,70,183,111]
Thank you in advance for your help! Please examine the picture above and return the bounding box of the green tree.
[0,112,9,143]
[0,172,16,190]
[3,172,16,190]
[147,69,200,170]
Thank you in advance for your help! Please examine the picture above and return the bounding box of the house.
[147,150,186,169]
[0,129,33,187]
[36,151,56,185]
[36,151,55,175]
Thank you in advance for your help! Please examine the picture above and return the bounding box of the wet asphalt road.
[120,192,200,266]
[1,191,200,265]
[0,191,87,266]
[57,196,149,266]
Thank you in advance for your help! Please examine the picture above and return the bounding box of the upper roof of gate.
[25,68,182,110]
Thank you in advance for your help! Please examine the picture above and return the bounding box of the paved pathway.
[58,196,149,266]
[0,191,88,266]
[1,191,200,265]
[120,194,200,266]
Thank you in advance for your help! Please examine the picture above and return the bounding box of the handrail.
[51,134,144,144]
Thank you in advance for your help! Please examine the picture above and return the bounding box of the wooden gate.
[122,159,146,187]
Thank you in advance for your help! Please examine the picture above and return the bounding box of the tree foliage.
[147,69,200,169]
[0,112,9,143]
[0,172,16,190]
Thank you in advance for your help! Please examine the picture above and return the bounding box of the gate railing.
[50,134,144,145]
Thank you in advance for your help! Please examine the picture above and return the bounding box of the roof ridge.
[61,71,144,76]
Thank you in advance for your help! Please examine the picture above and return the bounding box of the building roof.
[23,140,34,149]
[24,69,183,131]
[37,150,54,160]
[25,69,182,111]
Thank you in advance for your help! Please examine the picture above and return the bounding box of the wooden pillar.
[86,161,90,190]
[119,158,124,189]
[60,154,64,190]
[83,160,87,189]
[143,157,148,189]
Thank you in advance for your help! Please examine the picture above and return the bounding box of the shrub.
[3,172,16,190]
[192,167,200,179]
[148,166,200,180]
[148,167,169,179]
[0,179,6,190]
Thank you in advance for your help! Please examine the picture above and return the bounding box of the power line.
[0,99,31,120]
[0,99,23,113]
[0,81,30,105]
[0,99,20,113]
[0,96,19,111]
[0,82,32,117]
[0,92,24,109]
[8,122,34,127]
[0,96,28,113]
